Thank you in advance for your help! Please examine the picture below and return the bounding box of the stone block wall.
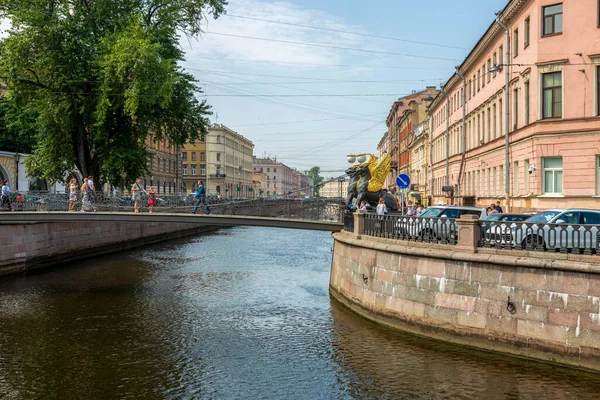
[330,232,600,372]
[0,221,215,276]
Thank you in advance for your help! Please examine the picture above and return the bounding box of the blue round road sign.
[396,174,411,189]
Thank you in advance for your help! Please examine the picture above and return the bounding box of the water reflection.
[0,227,598,399]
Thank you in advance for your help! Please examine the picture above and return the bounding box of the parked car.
[398,205,487,241]
[494,209,600,251]
[482,213,528,244]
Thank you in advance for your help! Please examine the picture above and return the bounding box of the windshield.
[484,214,503,221]
[419,208,443,218]
[525,211,561,223]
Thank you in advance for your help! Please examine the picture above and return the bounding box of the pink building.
[429,0,600,212]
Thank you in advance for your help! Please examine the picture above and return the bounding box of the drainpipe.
[428,117,433,206]
[437,87,450,188]
[494,12,511,212]
[455,67,467,198]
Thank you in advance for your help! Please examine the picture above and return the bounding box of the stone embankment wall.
[0,221,216,276]
[330,224,600,372]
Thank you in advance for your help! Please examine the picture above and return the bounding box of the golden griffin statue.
[345,153,397,211]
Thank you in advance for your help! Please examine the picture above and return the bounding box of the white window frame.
[542,157,563,194]
[182,167,188,176]
[596,156,600,194]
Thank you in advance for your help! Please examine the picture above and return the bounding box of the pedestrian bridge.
[0,211,343,232]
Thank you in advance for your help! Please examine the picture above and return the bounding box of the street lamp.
[493,10,511,211]
[13,153,19,191]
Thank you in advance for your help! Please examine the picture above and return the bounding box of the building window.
[217,135,221,144]
[216,153,221,162]
[477,70,481,91]
[472,75,476,96]
[499,45,503,65]
[481,66,485,88]
[513,28,519,57]
[487,60,491,83]
[524,81,530,124]
[542,72,562,118]
[267,168,270,172]
[200,152,205,161]
[543,157,563,194]
[200,167,206,176]
[597,156,600,194]
[191,165,197,175]
[493,53,497,77]
[597,66,600,116]
[524,17,530,48]
[543,3,563,36]
[492,104,497,139]
[513,161,519,195]
[274,168,277,173]
[181,152,187,160]
[191,152,196,161]
[513,88,519,129]
[524,160,530,194]
[182,166,188,176]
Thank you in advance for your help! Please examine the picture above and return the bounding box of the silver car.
[398,206,487,241]
[497,209,600,252]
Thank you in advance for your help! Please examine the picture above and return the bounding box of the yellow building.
[181,139,207,194]
[143,135,177,194]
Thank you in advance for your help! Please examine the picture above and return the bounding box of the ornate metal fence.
[362,214,458,245]
[480,220,600,255]
[0,192,343,223]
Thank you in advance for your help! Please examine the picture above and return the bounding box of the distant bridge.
[0,211,343,232]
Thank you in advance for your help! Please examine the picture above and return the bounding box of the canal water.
[1,227,599,400]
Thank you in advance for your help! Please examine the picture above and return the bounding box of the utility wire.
[204,31,464,62]
[223,14,470,51]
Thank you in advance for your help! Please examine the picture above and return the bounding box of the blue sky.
[182,0,508,176]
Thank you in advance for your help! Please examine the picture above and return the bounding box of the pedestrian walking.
[1,180,11,211]
[192,180,211,214]
[148,186,157,213]
[68,178,78,212]
[80,178,95,212]
[131,178,146,213]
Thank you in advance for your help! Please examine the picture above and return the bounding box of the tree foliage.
[0,95,36,153]
[0,0,227,187]
[306,166,324,197]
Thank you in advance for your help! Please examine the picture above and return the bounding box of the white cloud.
[183,0,367,66]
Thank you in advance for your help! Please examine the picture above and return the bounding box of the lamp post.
[13,153,19,191]
[455,67,467,197]
[492,11,511,212]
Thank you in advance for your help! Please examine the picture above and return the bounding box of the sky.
[180,0,510,177]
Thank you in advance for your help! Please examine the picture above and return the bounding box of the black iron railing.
[343,213,354,232]
[480,220,600,255]
[362,214,458,245]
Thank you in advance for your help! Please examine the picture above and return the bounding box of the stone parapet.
[330,231,600,372]
[0,221,217,276]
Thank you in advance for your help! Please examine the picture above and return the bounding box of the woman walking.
[147,186,156,213]
[131,178,146,213]
[68,178,78,212]
[80,178,92,212]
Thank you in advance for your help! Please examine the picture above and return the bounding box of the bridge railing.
[0,192,344,223]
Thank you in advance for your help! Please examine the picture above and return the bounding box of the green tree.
[0,0,226,188]
[0,95,36,154]
[306,166,324,197]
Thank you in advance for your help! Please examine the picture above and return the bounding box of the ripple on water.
[0,227,599,399]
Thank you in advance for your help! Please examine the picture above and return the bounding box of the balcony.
[210,174,227,179]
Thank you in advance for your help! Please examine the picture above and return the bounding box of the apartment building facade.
[143,135,177,194]
[383,87,439,191]
[429,0,600,211]
[180,139,207,193]
[252,157,297,197]
[205,124,254,198]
